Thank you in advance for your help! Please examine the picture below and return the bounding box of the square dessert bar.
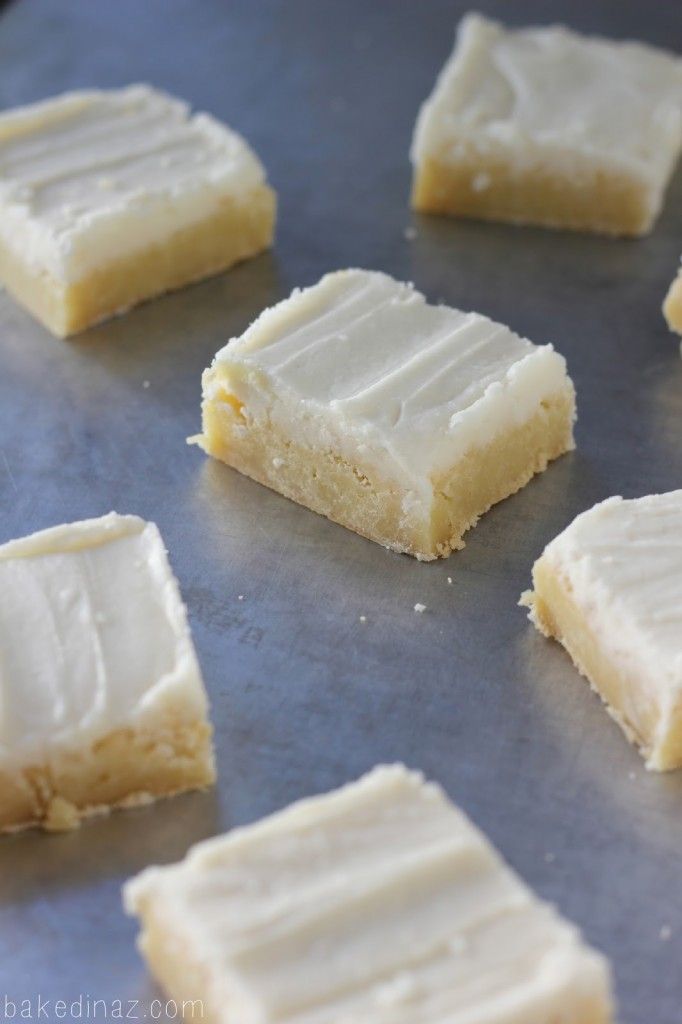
[522,491,682,771]
[0,513,215,832]
[125,764,614,1024]
[197,269,576,560]
[411,14,682,236]
[663,264,682,338]
[0,84,276,336]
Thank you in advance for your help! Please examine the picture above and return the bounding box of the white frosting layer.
[412,13,682,194]
[125,764,612,1023]
[0,512,208,768]
[204,269,574,499]
[0,84,269,282]
[539,491,682,740]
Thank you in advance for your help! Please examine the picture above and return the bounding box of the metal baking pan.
[0,2,680,1021]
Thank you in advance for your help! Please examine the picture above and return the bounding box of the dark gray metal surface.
[0,2,680,1021]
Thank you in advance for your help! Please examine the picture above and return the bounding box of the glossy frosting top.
[0,84,268,281]
[125,764,611,1024]
[0,512,207,765]
[412,13,682,183]
[541,491,682,707]
[207,269,573,488]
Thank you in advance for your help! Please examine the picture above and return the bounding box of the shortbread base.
[522,560,682,772]
[0,185,275,337]
[199,387,575,561]
[133,906,221,1023]
[663,271,682,336]
[411,152,655,237]
[0,705,216,833]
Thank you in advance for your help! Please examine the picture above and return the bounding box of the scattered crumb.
[142,380,150,389]
[414,603,427,614]
[404,226,417,241]
[447,577,453,585]
[359,615,367,623]
[272,456,285,468]
[237,595,244,601]
[660,924,672,941]
[44,796,80,832]
[544,852,555,864]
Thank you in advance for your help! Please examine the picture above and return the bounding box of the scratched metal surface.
[0,1,681,1021]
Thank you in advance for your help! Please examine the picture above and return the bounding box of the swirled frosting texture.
[412,14,682,185]
[206,269,573,490]
[0,84,268,281]
[0,513,207,766]
[125,765,613,1023]
[541,491,682,715]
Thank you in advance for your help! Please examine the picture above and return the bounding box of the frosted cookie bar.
[196,269,576,560]
[411,13,682,236]
[522,492,682,771]
[663,263,682,339]
[124,764,614,1024]
[0,513,215,832]
[0,85,276,336]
